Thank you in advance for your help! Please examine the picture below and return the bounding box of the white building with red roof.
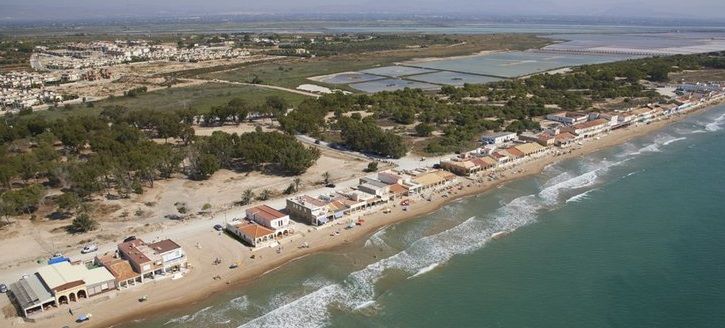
[245,205,290,234]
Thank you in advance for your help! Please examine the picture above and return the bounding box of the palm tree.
[258,189,271,201]
[322,171,331,185]
[293,177,302,191]
[241,189,255,205]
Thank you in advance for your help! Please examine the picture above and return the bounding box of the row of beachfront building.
[222,91,724,249]
[225,168,457,248]
[440,90,722,177]
[9,238,187,318]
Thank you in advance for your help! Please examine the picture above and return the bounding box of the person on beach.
[69,308,73,316]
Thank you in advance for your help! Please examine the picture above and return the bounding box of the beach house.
[377,170,423,195]
[512,142,548,157]
[481,131,518,145]
[245,205,291,235]
[440,153,498,176]
[95,254,141,289]
[9,261,116,317]
[546,112,589,125]
[226,222,276,247]
[286,195,336,226]
[563,118,610,138]
[225,205,292,247]
[118,239,187,282]
[410,169,456,191]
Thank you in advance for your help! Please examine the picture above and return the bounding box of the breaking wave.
[705,112,725,132]
[238,158,622,328]
[233,115,723,328]
[566,189,597,203]
[364,227,390,249]
[165,306,213,325]
[662,137,687,146]
[408,262,440,279]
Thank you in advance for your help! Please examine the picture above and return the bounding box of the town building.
[226,222,276,247]
[9,261,116,317]
[96,255,141,289]
[410,169,456,191]
[562,118,610,138]
[546,112,589,125]
[117,239,187,282]
[9,274,57,317]
[245,205,291,235]
[286,194,340,226]
[519,131,556,146]
[481,131,518,145]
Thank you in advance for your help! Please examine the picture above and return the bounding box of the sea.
[125,104,725,328]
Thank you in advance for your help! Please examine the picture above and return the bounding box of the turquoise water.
[126,105,725,328]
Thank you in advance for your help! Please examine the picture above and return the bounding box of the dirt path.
[191,77,321,98]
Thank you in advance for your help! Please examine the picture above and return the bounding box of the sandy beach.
[4,97,723,328]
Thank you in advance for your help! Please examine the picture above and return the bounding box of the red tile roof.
[235,223,275,239]
[246,205,286,227]
[118,240,151,265]
[389,184,407,194]
[573,118,608,129]
[148,239,181,254]
[505,147,525,158]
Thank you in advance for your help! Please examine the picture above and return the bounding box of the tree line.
[0,96,316,226]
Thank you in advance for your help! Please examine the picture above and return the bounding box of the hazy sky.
[1,0,724,21]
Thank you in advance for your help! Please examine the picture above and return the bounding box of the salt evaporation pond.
[314,72,383,85]
[409,51,636,78]
[360,66,436,77]
[350,78,440,93]
[407,71,503,86]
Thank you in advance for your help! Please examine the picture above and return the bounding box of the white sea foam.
[353,300,377,310]
[165,306,214,325]
[238,164,617,328]
[662,137,687,146]
[365,228,390,249]
[230,295,250,311]
[239,284,344,328]
[566,189,597,203]
[408,262,440,279]
[705,112,725,132]
[236,136,691,328]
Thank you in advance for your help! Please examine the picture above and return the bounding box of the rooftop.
[118,240,152,265]
[97,255,139,282]
[36,261,114,292]
[247,205,286,222]
[295,195,328,208]
[482,131,517,138]
[10,274,54,310]
[573,118,609,129]
[234,223,275,239]
[147,239,181,254]
[514,142,546,155]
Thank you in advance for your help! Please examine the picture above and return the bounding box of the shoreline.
[14,98,725,328]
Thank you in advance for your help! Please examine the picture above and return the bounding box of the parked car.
[0,284,8,293]
[81,244,98,254]
[213,224,223,231]
[123,236,137,243]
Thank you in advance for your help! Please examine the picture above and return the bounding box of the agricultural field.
[670,69,725,82]
[23,82,309,120]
